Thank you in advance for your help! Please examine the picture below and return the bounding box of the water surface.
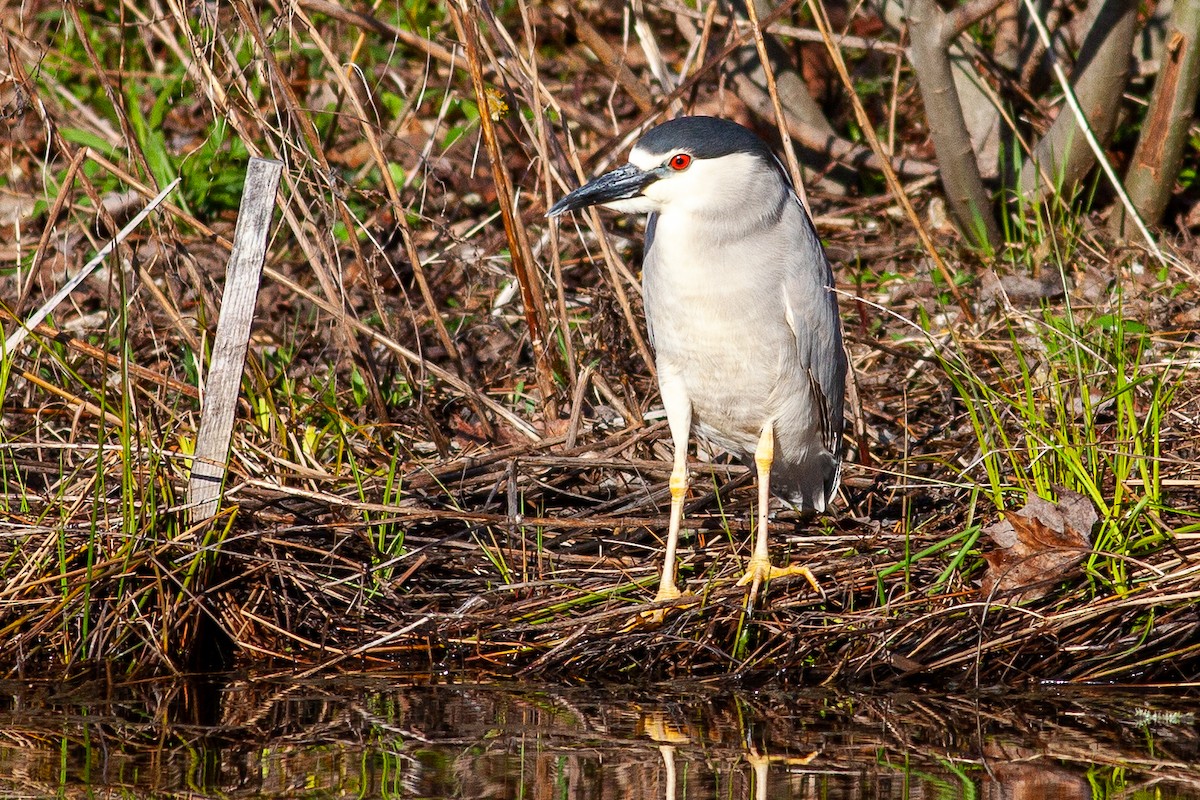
[1,676,1197,798]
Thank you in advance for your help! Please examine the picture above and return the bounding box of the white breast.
[640,188,844,511]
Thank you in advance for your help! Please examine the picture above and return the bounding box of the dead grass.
[0,0,1198,685]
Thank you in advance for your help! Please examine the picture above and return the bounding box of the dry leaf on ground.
[981,489,1098,602]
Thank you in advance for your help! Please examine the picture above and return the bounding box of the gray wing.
[643,212,659,349]
[781,194,847,475]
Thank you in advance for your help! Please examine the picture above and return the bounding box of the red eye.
[668,153,692,170]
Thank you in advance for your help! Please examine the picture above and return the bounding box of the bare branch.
[944,0,1008,45]
[905,0,1003,248]
[1112,2,1200,239]
[1017,0,1138,200]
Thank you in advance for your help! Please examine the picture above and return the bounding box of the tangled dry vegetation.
[0,0,1199,686]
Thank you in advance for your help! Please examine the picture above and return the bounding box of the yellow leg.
[736,423,822,603]
[633,456,693,627]
[746,743,769,800]
[656,456,686,602]
[634,377,693,625]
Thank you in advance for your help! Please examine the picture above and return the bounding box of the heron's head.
[549,116,789,219]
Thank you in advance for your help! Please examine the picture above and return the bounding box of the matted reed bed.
[3,319,1198,684]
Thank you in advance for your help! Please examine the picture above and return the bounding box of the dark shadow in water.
[0,675,1198,798]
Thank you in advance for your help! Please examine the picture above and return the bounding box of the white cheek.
[643,170,702,206]
[603,195,661,214]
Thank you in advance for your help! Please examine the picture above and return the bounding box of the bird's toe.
[736,559,822,596]
[622,589,694,630]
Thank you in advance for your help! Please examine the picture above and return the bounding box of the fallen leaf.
[981,488,1097,603]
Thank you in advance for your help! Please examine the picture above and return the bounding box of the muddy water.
[1,676,1198,799]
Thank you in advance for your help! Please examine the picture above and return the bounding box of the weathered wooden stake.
[187,157,283,525]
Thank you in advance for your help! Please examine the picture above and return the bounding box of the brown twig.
[805,0,975,322]
[451,0,562,421]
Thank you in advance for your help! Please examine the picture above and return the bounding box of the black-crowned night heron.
[550,116,846,606]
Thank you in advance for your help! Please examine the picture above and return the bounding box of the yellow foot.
[624,587,691,629]
[736,558,823,598]
[654,584,682,603]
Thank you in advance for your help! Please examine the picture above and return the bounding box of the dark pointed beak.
[548,163,659,217]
